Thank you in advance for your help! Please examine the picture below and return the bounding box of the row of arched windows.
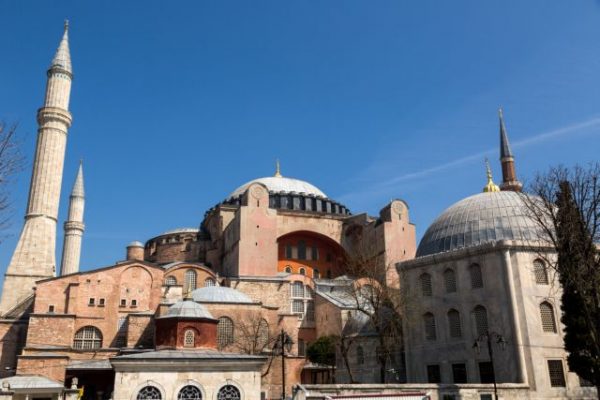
[216,316,269,350]
[164,271,216,289]
[419,264,483,297]
[136,384,240,400]
[422,305,489,341]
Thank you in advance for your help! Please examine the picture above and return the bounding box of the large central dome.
[416,191,540,257]
[228,176,327,200]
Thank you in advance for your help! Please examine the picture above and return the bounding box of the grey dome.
[228,176,327,199]
[160,300,214,319]
[127,241,144,247]
[417,191,540,257]
[191,286,253,304]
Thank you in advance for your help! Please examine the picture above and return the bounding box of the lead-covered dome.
[228,176,327,199]
[159,299,214,319]
[416,191,540,257]
[191,286,254,304]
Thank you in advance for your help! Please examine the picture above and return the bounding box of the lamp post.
[473,331,506,400]
[274,329,294,400]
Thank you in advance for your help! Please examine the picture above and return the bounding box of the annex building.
[0,23,595,400]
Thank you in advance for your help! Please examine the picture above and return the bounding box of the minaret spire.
[0,23,74,314]
[60,162,85,276]
[498,108,523,192]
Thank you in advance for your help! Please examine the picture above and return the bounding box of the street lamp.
[273,329,294,400]
[473,331,506,400]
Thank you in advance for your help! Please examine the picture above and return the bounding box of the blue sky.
[1,1,600,274]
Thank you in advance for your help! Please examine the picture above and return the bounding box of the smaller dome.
[127,241,144,247]
[192,286,253,304]
[160,300,214,319]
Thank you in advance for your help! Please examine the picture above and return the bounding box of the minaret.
[60,162,85,276]
[498,108,523,192]
[0,22,73,315]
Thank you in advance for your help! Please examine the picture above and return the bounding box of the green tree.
[306,335,337,367]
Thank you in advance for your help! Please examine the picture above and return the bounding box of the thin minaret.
[0,22,73,314]
[60,162,85,276]
[498,108,523,192]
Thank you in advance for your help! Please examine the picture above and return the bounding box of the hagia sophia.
[0,23,595,400]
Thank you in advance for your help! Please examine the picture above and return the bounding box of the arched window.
[178,385,202,400]
[284,265,292,273]
[217,317,234,349]
[420,273,432,297]
[298,240,307,260]
[299,267,306,275]
[356,345,365,365]
[423,312,436,341]
[204,278,215,287]
[540,302,557,333]
[184,329,195,347]
[444,269,457,293]
[165,276,177,286]
[447,309,462,338]
[534,259,549,285]
[137,386,162,400]
[473,305,489,337]
[313,268,320,279]
[184,269,197,292]
[217,385,240,400]
[73,326,102,349]
[470,264,483,288]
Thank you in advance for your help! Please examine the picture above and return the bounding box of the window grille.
[185,270,197,291]
[178,385,202,400]
[447,309,462,338]
[204,278,215,287]
[217,385,240,400]
[540,302,557,333]
[292,299,304,314]
[473,305,488,336]
[217,317,234,349]
[292,282,304,298]
[73,326,102,350]
[184,329,195,347]
[137,386,162,400]
[420,273,432,297]
[444,269,457,293]
[423,313,437,341]
[470,264,483,288]
[534,259,549,285]
[298,240,307,260]
[357,346,365,365]
[285,245,293,259]
[547,360,566,387]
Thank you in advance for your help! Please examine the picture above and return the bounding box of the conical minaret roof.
[71,161,84,198]
[499,108,513,159]
[50,20,72,73]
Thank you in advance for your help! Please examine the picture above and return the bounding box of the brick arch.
[119,265,154,310]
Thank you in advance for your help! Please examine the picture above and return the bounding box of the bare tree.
[521,163,600,392]
[0,121,25,238]
[231,311,278,355]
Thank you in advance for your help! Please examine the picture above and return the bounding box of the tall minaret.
[60,162,84,276]
[498,108,523,192]
[0,22,73,315]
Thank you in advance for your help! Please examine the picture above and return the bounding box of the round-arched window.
[165,276,177,286]
[184,329,195,347]
[217,385,241,400]
[217,317,234,349]
[284,265,292,273]
[178,385,202,400]
[204,278,216,287]
[299,267,306,275]
[137,386,162,400]
[73,326,102,350]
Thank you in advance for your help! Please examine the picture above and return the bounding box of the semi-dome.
[159,299,214,319]
[228,176,327,200]
[191,286,254,304]
[416,191,540,257]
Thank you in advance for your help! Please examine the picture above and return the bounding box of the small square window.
[88,298,95,306]
[48,305,55,313]
[120,299,126,307]
[98,298,105,307]
[131,299,137,307]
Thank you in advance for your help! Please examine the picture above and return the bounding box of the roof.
[228,176,327,199]
[416,191,541,257]
[127,241,144,247]
[112,349,264,360]
[70,162,84,197]
[67,359,112,370]
[50,21,71,73]
[160,227,199,236]
[158,300,214,319]
[191,286,254,304]
[0,375,64,391]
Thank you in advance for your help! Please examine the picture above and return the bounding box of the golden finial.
[274,159,282,178]
[483,158,500,193]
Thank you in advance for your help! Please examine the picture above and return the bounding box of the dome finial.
[274,158,282,178]
[483,158,500,193]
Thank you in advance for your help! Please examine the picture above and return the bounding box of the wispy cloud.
[339,116,600,203]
